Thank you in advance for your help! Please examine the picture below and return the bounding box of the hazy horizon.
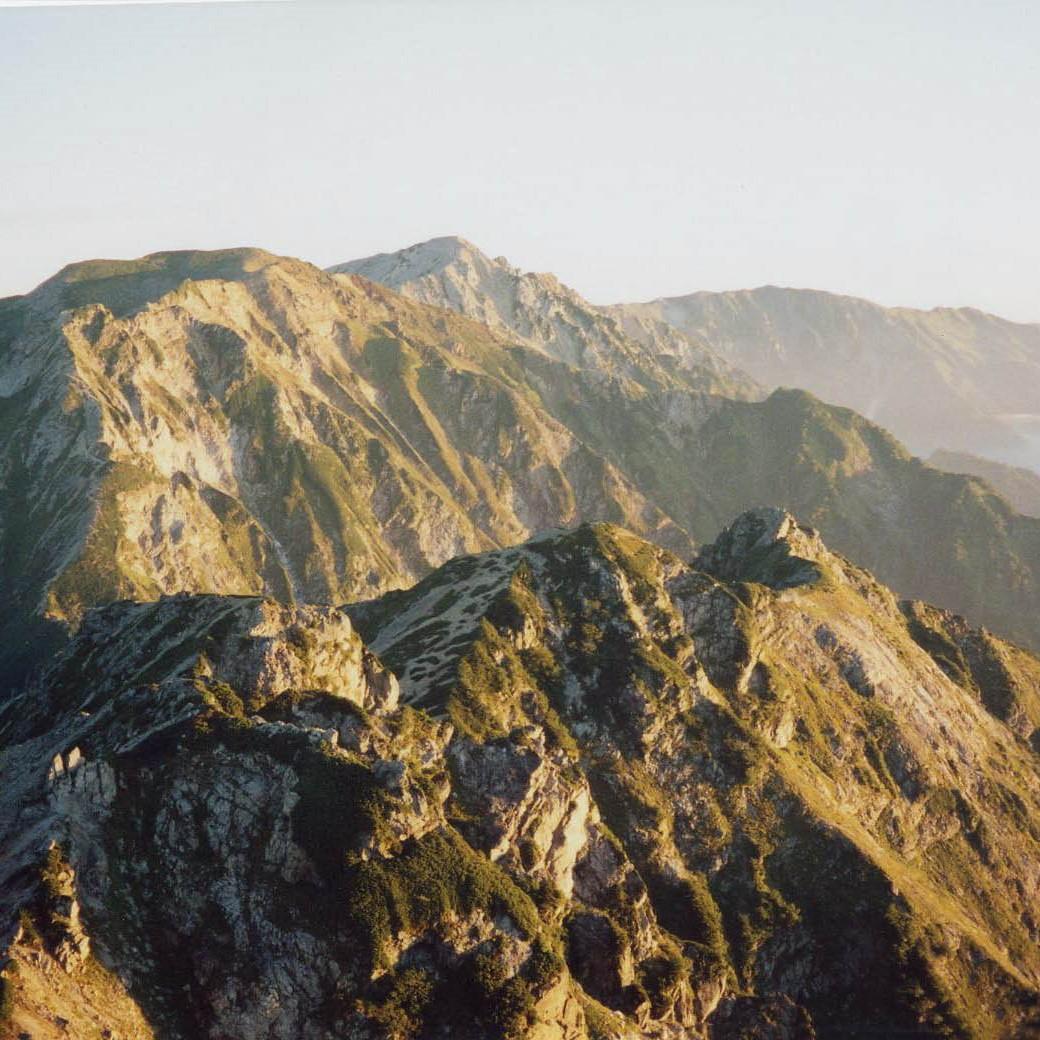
[3,0,1039,320]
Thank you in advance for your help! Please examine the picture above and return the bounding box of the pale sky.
[2,0,1038,320]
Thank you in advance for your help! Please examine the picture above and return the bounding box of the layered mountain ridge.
[607,287,1040,471]
[4,242,1040,696]
[330,237,1040,651]
[2,510,1039,1038]
[928,449,1040,518]
[3,236,1040,1040]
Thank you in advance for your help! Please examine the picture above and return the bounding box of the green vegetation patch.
[47,460,164,621]
[347,827,542,972]
[363,934,563,1040]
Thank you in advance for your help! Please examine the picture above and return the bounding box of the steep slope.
[609,287,1040,469]
[351,512,1040,1038]
[683,389,1040,650]
[331,241,1040,652]
[929,449,1040,518]
[331,237,759,399]
[0,248,690,686]
[3,512,1040,1038]
[5,245,1040,694]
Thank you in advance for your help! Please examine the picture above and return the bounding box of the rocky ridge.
[3,510,1039,1038]
[928,449,1040,518]
[331,237,757,399]
[4,242,1040,692]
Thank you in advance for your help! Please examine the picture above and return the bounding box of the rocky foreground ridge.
[3,245,1040,687]
[2,509,1039,1039]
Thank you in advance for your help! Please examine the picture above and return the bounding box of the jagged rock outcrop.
[690,508,827,589]
[0,595,399,744]
[5,512,1037,1037]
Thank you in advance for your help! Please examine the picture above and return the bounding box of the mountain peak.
[694,506,828,588]
[28,247,287,318]
[330,234,496,287]
[332,237,759,395]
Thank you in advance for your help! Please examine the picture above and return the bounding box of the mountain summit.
[331,235,483,288]
[333,237,757,396]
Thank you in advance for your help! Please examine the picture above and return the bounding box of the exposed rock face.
[449,728,594,900]
[608,285,1040,470]
[331,236,757,398]
[0,595,398,744]
[708,995,815,1040]
[901,598,1040,748]
[4,246,1040,695]
[5,512,1038,1038]
[690,508,827,589]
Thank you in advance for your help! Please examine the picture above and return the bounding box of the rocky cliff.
[2,511,1039,1038]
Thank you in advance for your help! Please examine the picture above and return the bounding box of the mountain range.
[331,237,758,401]
[3,240,1040,690]
[608,285,1040,471]
[341,236,1040,473]
[2,237,1040,1039]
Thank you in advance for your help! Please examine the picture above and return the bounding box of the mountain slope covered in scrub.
[929,448,1040,517]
